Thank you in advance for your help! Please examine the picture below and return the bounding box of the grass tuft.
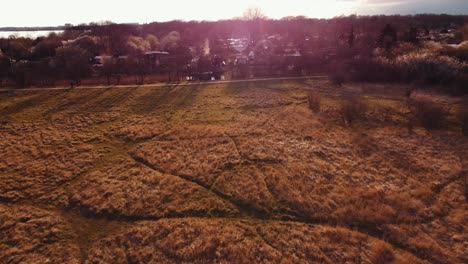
[339,94,368,126]
[408,99,447,130]
[307,92,321,113]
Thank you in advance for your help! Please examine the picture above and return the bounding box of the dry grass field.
[0,79,467,263]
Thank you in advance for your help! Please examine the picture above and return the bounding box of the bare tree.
[55,46,92,86]
[102,57,117,85]
[127,36,150,54]
[242,7,267,43]
[146,34,160,51]
[462,24,468,41]
[0,54,12,87]
[160,31,181,51]
[71,36,102,56]
[243,7,267,21]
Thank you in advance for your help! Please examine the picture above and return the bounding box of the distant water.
[0,30,64,39]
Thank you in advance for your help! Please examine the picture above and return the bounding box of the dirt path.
[0,75,328,92]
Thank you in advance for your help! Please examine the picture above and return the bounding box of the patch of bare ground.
[84,218,426,264]
[0,204,80,263]
[68,156,238,219]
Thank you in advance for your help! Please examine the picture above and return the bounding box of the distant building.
[144,51,170,73]
[144,51,170,67]
[91,55,128,67]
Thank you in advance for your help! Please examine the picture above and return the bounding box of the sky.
[1,0,468,27]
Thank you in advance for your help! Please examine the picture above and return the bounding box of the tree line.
[0,14,467,89]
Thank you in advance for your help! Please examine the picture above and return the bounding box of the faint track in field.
[0,76,328,92]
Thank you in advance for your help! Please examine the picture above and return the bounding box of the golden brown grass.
[0,123,99,202]
[212,165,276,214]
[0,80,466,263]
[68,156,238,218]
[132,137,241,187]
[0,204,80,263]
[85,218,427,264]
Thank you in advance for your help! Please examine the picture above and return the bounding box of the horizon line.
[1,12,468,29]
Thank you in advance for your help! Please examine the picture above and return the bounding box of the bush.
[408,99,447,130]
[347,56,397,82]
[339,94,367,126]
[328,61,349,86]
[346,49,468,94]
[307,92,321,113]
[441,41,468,62]
[329,71,345,86]
[405,87,414,98]
[395,51,466,84]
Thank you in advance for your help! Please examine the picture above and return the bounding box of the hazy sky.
[1,0,468,27]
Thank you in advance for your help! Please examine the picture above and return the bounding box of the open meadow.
[0,79,467,263]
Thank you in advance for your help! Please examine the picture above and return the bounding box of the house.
[144,51,170,67]
[91,55,128,77]
[228,38,250,53]
[91,55,128,67]
[91,55,112,67]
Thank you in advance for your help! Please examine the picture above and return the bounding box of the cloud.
[354,0,468,15]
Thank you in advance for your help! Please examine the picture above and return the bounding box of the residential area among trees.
[0,14,467,93]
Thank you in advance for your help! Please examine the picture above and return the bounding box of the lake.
[0,30,64,39]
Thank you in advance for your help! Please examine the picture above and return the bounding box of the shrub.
[307,92,321,113]
[405,87,414,98]
[339,94,367,126]
[408,99,447,130]
[441,41,468,62]
[328,61,349,86]
[329,71,345,86]
[347,56,396,82]
[346,49,468,93]
[395,51,466,84]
